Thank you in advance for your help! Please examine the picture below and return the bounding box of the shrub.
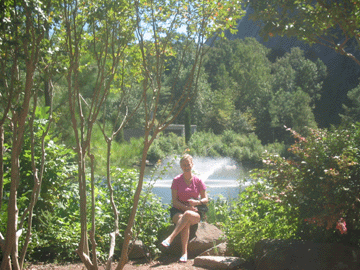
[188,130,266,164]
[25,168,169,263]
[225,182,298,260]
[187,131,221,157]
[255,124,360,245]
[147,133,186,163]
[206,195,231,227]
[26,181,81,262]
[91,168,170,261]
[91,124,144,171]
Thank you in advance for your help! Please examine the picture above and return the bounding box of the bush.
[206,195,231,227]
[26,181,81,262]
[147,132,186,163]
[1,113,78,262]
[187,131,221,157]
[24,168,170,263]
[189,130,267,164]
[225,182,298,260]
[255,124,360,245]
[91,124,144,171]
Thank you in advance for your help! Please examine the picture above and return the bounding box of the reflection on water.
[145,157,251,205]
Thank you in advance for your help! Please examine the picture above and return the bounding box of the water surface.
[145,157,251,204]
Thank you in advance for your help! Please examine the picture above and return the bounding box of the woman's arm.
[172,189,195,211]
[188,190,209,206]
[198,190,209,205]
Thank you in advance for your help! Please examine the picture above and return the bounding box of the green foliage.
[93,168,170,260]
[256,124,360,244]
[188,130,266,164]
[147,133,186,163]
[201,38,326,143]
[26,182,81,262]
[225,182,298,260]
[24,168,169,262]
[205,88,237,134]
[2,115,77,211]
[271,47,326,104]
[203,38,272,135]
[269,88,317,136]
[90,125,144,172]
[341,81,360,124]
[249,0,360,65]
[268,47,326,141]
[206,195,231,227]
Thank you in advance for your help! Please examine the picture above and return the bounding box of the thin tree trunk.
[19,97,52,269]
[1,65,35,269]
[89,150,99,270]
[105,139,119,270]
[0,125,4,211]
[1,128,21,270]
[116,139,150,270]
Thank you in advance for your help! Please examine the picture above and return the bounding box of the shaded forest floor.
[24,255,216,270]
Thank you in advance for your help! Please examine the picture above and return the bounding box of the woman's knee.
[172,213,183,224]
[183,210,201,224]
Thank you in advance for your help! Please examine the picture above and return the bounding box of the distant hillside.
[225,4,360,127]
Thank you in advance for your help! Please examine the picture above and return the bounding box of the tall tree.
[269,47,327,141]
[269,88,317,136]
[0,0,50,269]
[249,0,360,66]
[203,38,272,137]
[115,0,245,268]
[341,82,360,124]
[57,0,137,268]
[271,47,327,107]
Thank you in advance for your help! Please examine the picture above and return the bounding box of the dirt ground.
[24,255,214,270]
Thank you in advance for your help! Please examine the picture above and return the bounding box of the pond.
[144,156,252,205]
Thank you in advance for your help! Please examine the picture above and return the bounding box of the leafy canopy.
[249,0,360,65]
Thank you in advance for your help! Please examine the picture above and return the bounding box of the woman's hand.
[188,198,200,207]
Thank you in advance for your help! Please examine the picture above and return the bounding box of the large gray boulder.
[160,222,225,257]
[254,239,360,270]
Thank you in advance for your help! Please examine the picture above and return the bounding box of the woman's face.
[181,158,193,173]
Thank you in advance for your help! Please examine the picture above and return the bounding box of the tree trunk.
[1,126,24,270]
[0,126,4,210]
[184,107,191,144]
[116,138,150,270]
[1,59,36,269]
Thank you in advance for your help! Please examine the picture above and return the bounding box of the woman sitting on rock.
[161,154,208,263]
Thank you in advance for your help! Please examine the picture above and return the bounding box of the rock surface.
[160,222,226,257]
[128,240,148,259]
[254,239,360,270]
[194,256,245,270]
[199,242,233,257]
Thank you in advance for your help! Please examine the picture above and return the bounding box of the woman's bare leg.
[165,211,200,259]
[180,223,190,257]
[165,211,200,244]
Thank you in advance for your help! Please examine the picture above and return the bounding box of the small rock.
[194,256,245,270]
[199,242,232,256]
[128,240,147,259]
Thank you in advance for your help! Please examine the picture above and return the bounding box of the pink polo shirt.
[171,174,206,203]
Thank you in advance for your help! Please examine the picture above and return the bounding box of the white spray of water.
[151,156,243,188]
[147,156,252,204]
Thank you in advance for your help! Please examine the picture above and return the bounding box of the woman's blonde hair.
[180,154,193,166]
